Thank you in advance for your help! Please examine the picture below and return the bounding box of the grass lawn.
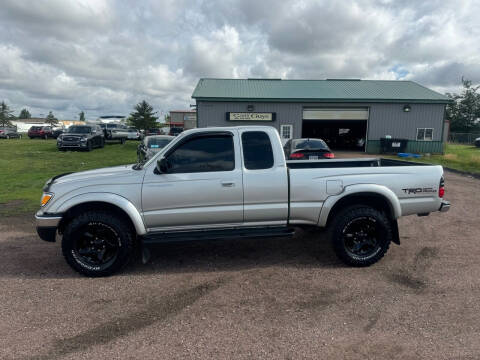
[0,138,139,216]
[394,144,480,175]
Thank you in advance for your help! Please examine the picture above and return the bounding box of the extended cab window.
[242,131,274,170]
[167,134,235,173]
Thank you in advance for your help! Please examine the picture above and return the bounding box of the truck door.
[239,130,289,225]
[141,130,244,230]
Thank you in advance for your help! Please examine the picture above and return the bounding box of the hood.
[51,164,137,186]
[61,133,88,137]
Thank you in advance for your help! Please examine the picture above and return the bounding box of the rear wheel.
[62,211,135,277]
[329,205,392,267]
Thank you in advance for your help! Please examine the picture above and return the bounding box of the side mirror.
[156,157,169,174]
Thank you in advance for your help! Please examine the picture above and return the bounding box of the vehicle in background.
[57,125,104,151]
[169,127,183,136]
[127,128,142,140]
[137,135,174,162]
[52,128,64,139]
[99,123,128,144]
[0,127,21,139]
[28,126,54,139]
[284,138,334,160]
[475,137,480,148]
[146,128,162,136]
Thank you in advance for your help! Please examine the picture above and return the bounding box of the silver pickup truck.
[35,126,450,277]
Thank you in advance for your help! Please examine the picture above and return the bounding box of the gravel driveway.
[0,171,479,359]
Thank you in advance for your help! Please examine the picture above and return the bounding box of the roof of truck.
[192,78,451,104]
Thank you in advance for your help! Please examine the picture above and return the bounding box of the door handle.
[221,181,235,187]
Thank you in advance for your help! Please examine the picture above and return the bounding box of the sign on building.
[226,112,276,121]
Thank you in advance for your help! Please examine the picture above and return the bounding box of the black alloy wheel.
[62,211,135,276]
[330,205,392,267]
[72,222,120,270]
[342,216,381,259]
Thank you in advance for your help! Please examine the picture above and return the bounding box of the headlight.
[41,193,54,207]
[80,136,87,142]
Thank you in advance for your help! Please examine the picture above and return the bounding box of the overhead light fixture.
[403,105,411,112]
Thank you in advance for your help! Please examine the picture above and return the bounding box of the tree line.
[446,78,480,133]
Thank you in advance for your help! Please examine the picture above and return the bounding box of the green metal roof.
[192,78,451,103]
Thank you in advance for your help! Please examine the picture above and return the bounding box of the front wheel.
[62,211,135,277]
[329,205,392,267]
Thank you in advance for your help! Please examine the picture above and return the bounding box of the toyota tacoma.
[35,126,450,277]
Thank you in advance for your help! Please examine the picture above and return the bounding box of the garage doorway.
[302,108,368,151]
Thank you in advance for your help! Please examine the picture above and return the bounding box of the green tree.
[45,111,59,127]
[0,101,15,127]
[78,111,85,121]
[446,78,480,132]
[128,100,158,131]
[18,108,31,119]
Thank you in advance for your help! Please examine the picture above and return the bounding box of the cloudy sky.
[0,0,479,120]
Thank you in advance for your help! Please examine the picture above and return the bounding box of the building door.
[280,124,293,146]
[302,108,368,151]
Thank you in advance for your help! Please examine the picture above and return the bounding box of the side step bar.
[142,226,295,245]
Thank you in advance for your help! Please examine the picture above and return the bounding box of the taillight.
[290,153,305,159]
[439,177,445,198]
[324,152,335,159]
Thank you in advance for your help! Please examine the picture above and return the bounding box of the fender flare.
[318,184,402,227]
[55,192,147,235]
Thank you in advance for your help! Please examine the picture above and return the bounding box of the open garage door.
[302,108,368,151]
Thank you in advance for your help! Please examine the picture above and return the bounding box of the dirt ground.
[0,170,479,360]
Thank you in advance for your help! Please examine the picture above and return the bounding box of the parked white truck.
[36,126,450,277]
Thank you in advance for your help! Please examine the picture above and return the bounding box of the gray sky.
[0,0,479,120]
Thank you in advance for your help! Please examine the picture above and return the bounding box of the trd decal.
[401,187,437,194]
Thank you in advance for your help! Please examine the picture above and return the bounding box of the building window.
[416,128,433,141]
[280,125,292,141]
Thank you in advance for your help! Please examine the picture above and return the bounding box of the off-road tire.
[62,211,135,277]
[329,205,392,267]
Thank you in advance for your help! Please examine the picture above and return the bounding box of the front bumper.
[439,200,451,212]
[35,212,63,242]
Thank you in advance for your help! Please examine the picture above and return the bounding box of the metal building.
[192,78,451,153]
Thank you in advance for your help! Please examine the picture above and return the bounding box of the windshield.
[147,137,172,149]
[292,139,328,150]
[68,126,91,134]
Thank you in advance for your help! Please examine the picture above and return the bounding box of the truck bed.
[287,158,428,169]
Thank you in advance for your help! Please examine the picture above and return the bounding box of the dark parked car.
[283,138,335,160]
[137,135,174,162]
[0,127,21,139]
[475,137,480,148]
[28,126,54,139]
[52,128,64,139]
[57,125,104,151]
[169,127,183,136]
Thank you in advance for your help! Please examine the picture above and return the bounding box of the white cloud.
[0,0,479,119]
